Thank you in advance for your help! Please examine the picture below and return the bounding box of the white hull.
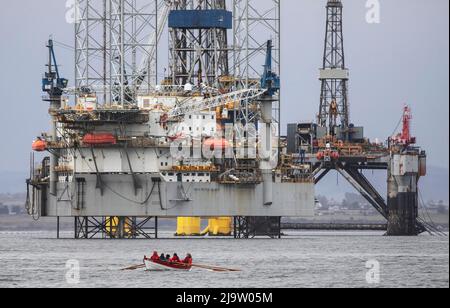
[144,259,192,272]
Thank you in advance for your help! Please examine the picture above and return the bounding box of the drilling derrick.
[318,0,349,138]
[168,0,231,87]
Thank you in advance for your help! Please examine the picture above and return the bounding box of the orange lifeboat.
[203,138,231,150]
[32,139,47,152]
[83,133,117,146]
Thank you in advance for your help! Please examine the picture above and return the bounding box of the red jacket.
[182,257,193,265]
[170,255,181,263]
[150,253,160,261]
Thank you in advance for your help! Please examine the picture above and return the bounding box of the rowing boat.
[143,257,192,272]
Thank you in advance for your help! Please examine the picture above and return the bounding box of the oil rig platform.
[26,0,430,238]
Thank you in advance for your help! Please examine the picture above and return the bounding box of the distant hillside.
[0,166,448,203]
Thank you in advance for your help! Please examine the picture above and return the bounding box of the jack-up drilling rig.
[26,0,314,239]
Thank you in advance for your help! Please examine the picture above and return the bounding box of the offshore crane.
[42,39,68,101]
[42,39,68,196]
[391,105,416,147]
[168,88,267,119]
[260,40,280,97]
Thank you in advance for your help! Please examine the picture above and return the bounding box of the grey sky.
[0,0,448,174]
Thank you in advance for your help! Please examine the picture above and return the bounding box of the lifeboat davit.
[32,139,47,152]
[83,133,117,146]
[203,138,231,150]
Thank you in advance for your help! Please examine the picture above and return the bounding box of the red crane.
[392,105,416,146]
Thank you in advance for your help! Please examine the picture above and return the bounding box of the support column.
[387,154,420,236]
[57,217,60,239]
[117,217,125,239]
[49,116,59,196]
[155,217,158,239]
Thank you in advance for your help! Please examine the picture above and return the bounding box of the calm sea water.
[0,231,448,288]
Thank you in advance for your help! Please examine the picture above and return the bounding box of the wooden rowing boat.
[143,257,192,272]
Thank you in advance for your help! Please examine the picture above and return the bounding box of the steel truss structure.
[74,0,281,111]
[75,0,160,105]
[234,216,281,239]
[169,0,229,86]
[313,161,427,235]
[318,0,349,132]
[74,216,158,239]
[232,0,281,129]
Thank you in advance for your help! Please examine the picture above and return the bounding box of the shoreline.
[1,214,448,232]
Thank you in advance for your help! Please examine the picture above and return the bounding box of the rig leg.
[234,217,281,239]
[387,155,420,236]
[57,217,60,239]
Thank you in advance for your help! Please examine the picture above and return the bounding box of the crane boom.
[168,88,267,119]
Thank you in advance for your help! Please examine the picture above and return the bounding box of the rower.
[170,253,181,263]
[182,253,193,265]
[150,251,159,262]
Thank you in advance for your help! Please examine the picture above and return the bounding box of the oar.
[187,263,242,272]
[122,261,241,272]
[121,264,145,271]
